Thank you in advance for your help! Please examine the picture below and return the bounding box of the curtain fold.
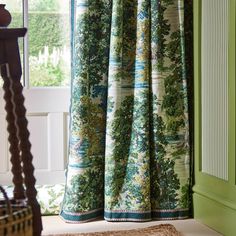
[60,0,191,223]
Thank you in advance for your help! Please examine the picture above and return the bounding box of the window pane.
[0,1,23,88]
[28,0,70,87]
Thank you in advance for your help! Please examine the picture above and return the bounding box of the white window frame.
[23,0,29,88]
[20,0,71,89]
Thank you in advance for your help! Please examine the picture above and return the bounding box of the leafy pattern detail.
[1,184,65,215]
[60,0,190,222]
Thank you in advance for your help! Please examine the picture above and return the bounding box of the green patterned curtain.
[60,0,191,222]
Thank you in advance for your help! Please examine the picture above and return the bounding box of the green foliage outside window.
[28,0,60,12]
[10,11,70,87]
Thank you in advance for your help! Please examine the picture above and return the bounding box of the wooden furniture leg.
[0,28,43,236]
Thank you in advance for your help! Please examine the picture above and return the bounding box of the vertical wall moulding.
[201,0,228,180]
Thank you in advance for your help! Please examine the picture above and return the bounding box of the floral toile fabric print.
[60,0,191,222]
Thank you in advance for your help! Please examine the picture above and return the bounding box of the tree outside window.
[1,0,70,87]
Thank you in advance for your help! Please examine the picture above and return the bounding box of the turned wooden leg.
[1,67,25,200]
[10,78,43,236]
[0,28,42,236]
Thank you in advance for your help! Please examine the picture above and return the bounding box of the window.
[0,0,70,187]
[1,0,70,87]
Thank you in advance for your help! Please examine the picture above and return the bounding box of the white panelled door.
[0,88,70,185]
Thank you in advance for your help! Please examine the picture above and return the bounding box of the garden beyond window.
[2,0,70,87]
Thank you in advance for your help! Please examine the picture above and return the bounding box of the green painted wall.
[193,0,236,235]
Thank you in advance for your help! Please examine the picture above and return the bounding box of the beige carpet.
[47,224,181,236]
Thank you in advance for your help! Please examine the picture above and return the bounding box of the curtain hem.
[60,208,190,223]
[60,209,103,223]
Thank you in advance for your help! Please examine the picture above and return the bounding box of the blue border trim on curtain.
[151,209,190,220]
[60,208,189,222]
[104,211,151,221]
[60,209,104,223]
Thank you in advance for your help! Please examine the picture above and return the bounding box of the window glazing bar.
[23,0,29,88]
